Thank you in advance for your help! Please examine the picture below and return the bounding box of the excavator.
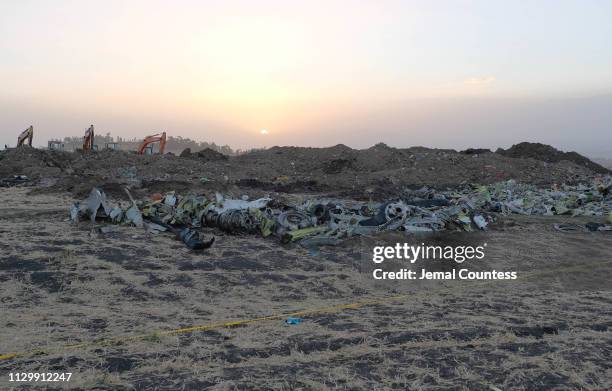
[83,125,95,151]
[17,126,34,147]
[138,132,167,155]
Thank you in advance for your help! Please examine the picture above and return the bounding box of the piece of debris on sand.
[0,175,30,187]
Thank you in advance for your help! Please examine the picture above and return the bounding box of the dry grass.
[0,187,611,390]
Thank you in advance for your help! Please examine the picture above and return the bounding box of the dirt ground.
[1,186,611,390]
[0,144,602,202]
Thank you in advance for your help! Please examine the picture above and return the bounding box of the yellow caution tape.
[0,294,408,361]
[1,260,610,362]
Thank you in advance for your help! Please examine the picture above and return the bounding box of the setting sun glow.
[1,1,611,156]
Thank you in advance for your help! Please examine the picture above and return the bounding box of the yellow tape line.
[2,260,610,362]
[0,294,408,361]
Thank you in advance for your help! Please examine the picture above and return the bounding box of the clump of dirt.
[321,158,355,174]
[194,148,228,161]
[497,142,610,174]
[461,148,492,155]
[179,147,228,162]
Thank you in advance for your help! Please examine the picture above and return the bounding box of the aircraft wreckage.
[70,177,612,249]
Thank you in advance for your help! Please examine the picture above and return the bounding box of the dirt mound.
[461,148,492,155]
[321,158,355,174]
[0,146,76,178]
[231,143,601,199]
[237,143,458,174]
[179,147,228,162]
[2,142,606,201]
[193,148,228,161]
[594,158,612,170]
[497,142,610,174]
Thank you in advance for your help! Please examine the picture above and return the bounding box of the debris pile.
[71,188,215,249]
[469,178,612,216]
[69,176,611,249]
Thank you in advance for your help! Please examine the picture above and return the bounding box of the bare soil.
[0,186,611,390]
[497,142,610,174]
[0,144,600,202]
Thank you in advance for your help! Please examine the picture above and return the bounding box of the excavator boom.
[83,125,95,151]
[17,126,34,147]
[138,132,167,155]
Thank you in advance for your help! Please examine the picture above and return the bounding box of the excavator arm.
[17,126,34,147]
[83,125,95,151]
[138,132,167,155]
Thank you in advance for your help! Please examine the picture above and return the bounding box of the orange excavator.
[17,126,34,147]
[83,125,95,151]
[138,132,167,155]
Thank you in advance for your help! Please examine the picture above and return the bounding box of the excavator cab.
[83,125,96,151]
[17,126,34,147]
[138,132,167,155]
[48,140,65,150]
[105,142,119,150]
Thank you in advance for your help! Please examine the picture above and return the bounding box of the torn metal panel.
[125,205,144,228]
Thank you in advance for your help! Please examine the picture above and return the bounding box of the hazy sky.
[1,1,611,156]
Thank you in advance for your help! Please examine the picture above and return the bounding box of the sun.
[260,129,269,135]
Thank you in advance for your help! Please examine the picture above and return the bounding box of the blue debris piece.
[285,317,302,325]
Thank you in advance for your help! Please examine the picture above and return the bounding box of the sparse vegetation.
[0,187,610,390]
